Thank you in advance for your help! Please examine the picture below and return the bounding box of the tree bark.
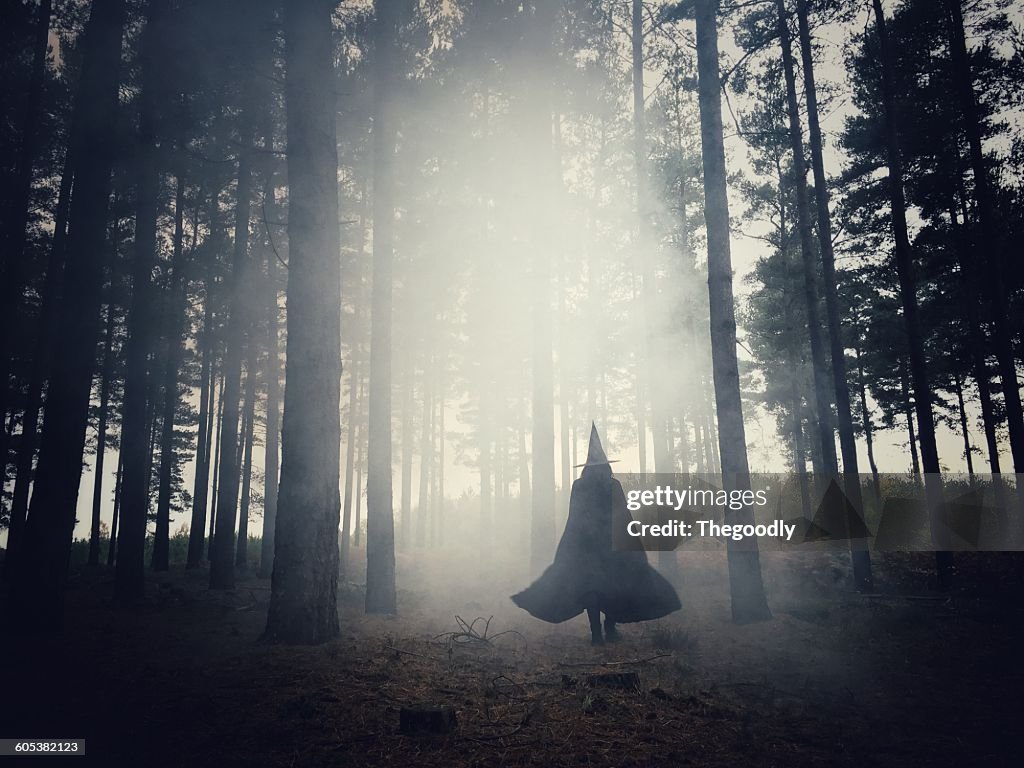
[527,0,557,577]
[153,174,188,572]
[107,449,125,567]
[899,362,921,476]
[209,140,254,590]
[854,347,883,511]
[400,364,414,548]
[3,147,74,582]
[260,210,281,579]
[416,360,432,548]
[265,0,343,643]
[789,360,812,521]
[340,179,367,575]
[340,356,360,575]
[694,0,771,623]
[235,361,257,570]
[0,0,53,480]
[187,222,216,569]
[116,0,168,602]
[208,372,224,560]
[10,0,126,631]
[88,304,117,567]
[943,0,1024,485]
[871,0,951,585]
[354,392,365,548]
[954,375,974,479]
[791,0,872,589]
[948,204,1002,476]
[365,0,399,615]
[434,372,446,547]
[632,0,673,483]
[775,0,838,474]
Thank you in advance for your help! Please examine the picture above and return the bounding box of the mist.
[3,0,1024,765]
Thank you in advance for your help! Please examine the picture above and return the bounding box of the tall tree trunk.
[187,236,215,569]
[479,396,492,546]
[694,0,770,623]
[208,372,224,560]
[153,174,188,572]
[400,364,414,548]
[235,361,257,570]
[10,0,126,631]
[871,0,951,585]
[806,410,825,475]
[354,397,365,548]
[676,412,691,473]
[554,105,570,514]
[495,428,506,540]
[789,368,812,521]
[476,79,496,548]
[3,148,74,582]
[340,178,367,574]
[899,363,921,476]
[265,0,343,644]
[145,383,160,518]
[416,363,431,548]
[943,0,1024,485]
[519,410,532,546]
[365,0,399,615]
[527,0,557,577]
[953,375,975,479]
[107,449,124,567]
[776,0,838,475]
[260,216,281,579]
[948,204,1002,476]
[694,415,706,474]
[435,355,446,547]
[209,142,253,589]
[790,0,872,589]
[0,0,53,481]
[209,145,255,589]
[557,247,571,517]
[340,356,360,575]
[632,274,647,474]
[632,0,673,483]
[88,304,117,567]
[116,0,168,603]
[854,347,883,511]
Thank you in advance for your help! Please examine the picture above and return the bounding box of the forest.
[1,0,1023,765]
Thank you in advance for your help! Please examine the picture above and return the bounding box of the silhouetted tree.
[265,0,343,644]
[694,0,771,623]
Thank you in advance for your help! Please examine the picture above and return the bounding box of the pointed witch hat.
[574,423,619,468]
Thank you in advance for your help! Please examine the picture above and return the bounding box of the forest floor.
[2,548,1023,767]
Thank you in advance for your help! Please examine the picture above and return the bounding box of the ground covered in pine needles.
[2,549,1022,767]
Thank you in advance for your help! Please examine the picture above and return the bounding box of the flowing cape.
[511,473,681,624]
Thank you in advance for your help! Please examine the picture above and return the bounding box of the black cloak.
[511,467,681,624]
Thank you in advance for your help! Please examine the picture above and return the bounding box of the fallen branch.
[432,616,527,653]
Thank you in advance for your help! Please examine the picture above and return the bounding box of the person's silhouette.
[512,424,681,644]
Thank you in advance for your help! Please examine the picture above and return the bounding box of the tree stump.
[399,705,458,735]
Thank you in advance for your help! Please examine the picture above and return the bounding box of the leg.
[604,615,621,643]
[586,607,603,645]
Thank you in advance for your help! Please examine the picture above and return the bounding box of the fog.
[29,1,1001,554]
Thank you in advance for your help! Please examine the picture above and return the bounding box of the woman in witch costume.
[512,424,681,644]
